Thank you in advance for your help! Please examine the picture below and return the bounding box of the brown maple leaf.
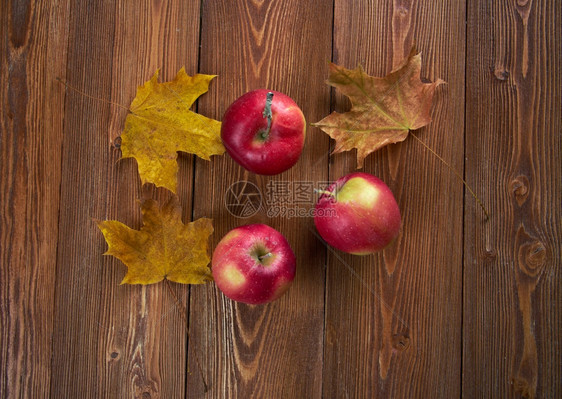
[96,196,213,285]
[312,46,445,167]
[121,68,224,193]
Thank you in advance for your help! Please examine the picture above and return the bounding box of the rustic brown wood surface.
[1,0,560,398]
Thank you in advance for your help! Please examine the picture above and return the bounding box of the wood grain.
[48,0,201,397]
[188,0,332,397]
[464,0,561,397]
[1,0,561,397]
[1,1,69,397]
[324,0,466,397]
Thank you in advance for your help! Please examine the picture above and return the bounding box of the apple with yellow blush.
[314,172,401,254]
[212,224,296,304]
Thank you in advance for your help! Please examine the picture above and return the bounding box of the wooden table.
[1,1,560,398]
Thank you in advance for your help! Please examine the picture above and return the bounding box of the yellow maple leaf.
[312,46,444,168]
[97,196,214,285]
[121,68,225,193]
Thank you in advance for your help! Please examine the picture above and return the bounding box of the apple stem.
[262,91,274,138]
[314,188,336,198]
[258,252,273,261]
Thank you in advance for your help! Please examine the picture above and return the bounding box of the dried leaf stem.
[410,131,489,221]
[55,77,129,111]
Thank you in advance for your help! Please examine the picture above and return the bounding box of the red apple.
[314,172,401,254]
[212,224,296,304]
[221,89,306,175]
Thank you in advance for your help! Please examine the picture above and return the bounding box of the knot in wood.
[396,5,408,17]
[391,333,410,351]
[494,68,509,81]
[107,350,120,362]
[518,240,547,278]
[509,175,529,206]
[482,248,497,262]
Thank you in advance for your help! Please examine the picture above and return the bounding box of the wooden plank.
[464,0,561,397]
[324,1,465,397]
[49,1,201,397]
[187,0,333,396]
[0,1,69,397]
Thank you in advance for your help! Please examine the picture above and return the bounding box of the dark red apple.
[314,172,401,254]
[221,89,306,175]
[212,224,296,304]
